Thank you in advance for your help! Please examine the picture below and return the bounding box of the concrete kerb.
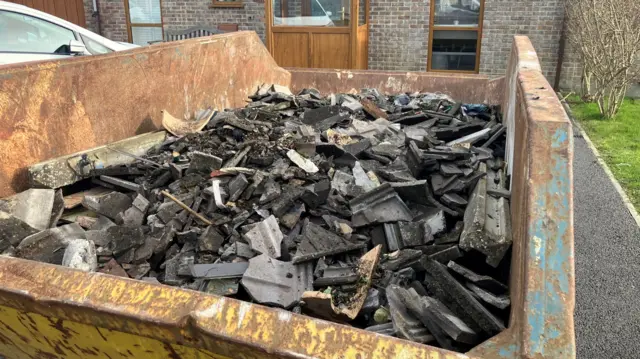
[560,99,640,228]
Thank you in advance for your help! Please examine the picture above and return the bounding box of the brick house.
[12,0,587,89]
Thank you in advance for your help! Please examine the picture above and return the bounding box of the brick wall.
[368,0,429,71]
[84,0,99,33]
[162,0,266,42]
[85,0,587,90]
[480,0,565,83]
[98,0,128,42]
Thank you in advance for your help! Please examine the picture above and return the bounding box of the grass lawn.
[568,97,640,210]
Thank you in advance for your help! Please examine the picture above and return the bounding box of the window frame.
[427,0,485,74]
[124,0,165,45]
[0,9,80,55]
[210,0,244,8]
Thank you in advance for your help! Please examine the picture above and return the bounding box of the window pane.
[80,34,113,55]
[129,0,162,24]
[273,0,350,27]
[131,27,163,45]
[431,30,477,71]
[434,0,480,27]
[358,0,365,25]
[0,10,76,53]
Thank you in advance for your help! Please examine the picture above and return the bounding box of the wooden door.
[266,0,367,69]
[5,0,87,28]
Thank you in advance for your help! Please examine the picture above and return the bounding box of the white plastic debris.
[287,150,319,173]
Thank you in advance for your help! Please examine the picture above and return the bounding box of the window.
[0,10,76,54]
[273,0,351,27]
[428,0,484,72]
[80,34,113,55]
[125,0,163,45]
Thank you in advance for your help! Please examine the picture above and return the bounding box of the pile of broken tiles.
[1,84,512,352]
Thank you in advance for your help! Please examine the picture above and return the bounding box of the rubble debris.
[447,261,508,294]
[241,254,313,308]
[62,239,97,272]
[466,282,510,310]
[350,183,413,227]
[287,150,319,173]
[243,215,283,259]
[293,220,367,263]
[8,87,510,354]
[100,258,129,278]
[190,262,249,279]
[421,258,505,335]
[459,163,512,267]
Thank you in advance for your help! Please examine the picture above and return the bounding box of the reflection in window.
[434,0,480,26]
[430,30,477,71]
[131,27,163,45]
[273,0,350,27]
[0,10,76,53]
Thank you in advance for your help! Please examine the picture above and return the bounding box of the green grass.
[568,96,640,210]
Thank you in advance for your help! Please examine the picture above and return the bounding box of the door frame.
[124,0,165,44]
[265,0,365,69]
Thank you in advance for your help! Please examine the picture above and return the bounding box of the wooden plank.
[310,33,349,69]
[273,32,309,68]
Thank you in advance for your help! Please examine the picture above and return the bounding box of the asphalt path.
[573,129,640,358]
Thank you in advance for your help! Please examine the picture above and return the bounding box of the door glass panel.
[273,0,350,26]
[434,0,480,27]
[0,10,76,53]
[131,27,163,45]
[430,30,477,71]
[128,0,162,23]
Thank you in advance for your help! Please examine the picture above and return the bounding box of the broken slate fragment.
[349,183,413,227]
[0,211,39,252]
[82,191,133,220]
[16,223,86,264]
[353,161,378,192]
[459,163,512,267]
[466,282,510,310]
[191,262,249,279]
[281,202,305,229]
[243,215,283,259]
[421,258,505,335]
[188,151,223,173]
[61,239,97,272]
[287,149,319,174]
[292,219,367,264]
[241,254,313,308]
[384,221,432,251]
[259,177,281,204]
[331,170,355,197]
[197,226,226,254]
[300,180,330,209]
[1,188,55,230]
[386,284,434,344]
[100,258,129,278]
[447,261,508,294]
[228,174,249,202]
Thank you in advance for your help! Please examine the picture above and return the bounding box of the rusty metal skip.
[0,32,574,358]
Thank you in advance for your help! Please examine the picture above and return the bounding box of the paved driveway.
[573,130,640,358]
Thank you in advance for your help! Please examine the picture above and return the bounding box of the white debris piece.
[287,150,319,174]
[62,239,97,272]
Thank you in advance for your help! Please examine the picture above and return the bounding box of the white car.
[0,0,138,66]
